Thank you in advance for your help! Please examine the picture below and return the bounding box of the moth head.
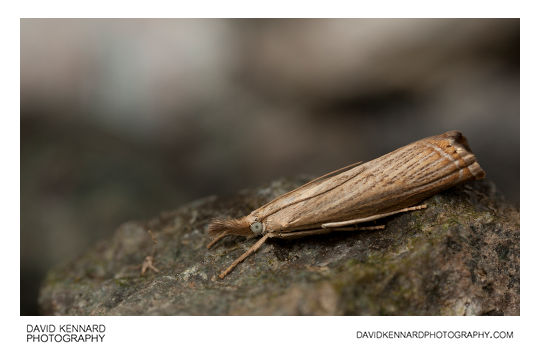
[207,215,266,248]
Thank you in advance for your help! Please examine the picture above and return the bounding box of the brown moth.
[208,130,485,278]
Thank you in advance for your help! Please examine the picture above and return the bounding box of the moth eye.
[250,222,263,234]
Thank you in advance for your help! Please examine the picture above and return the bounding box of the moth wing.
[275,160,363,198]
[252,161,365,219]
[264,130,486,231]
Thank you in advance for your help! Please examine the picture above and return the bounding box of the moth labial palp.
[207,130,486,279]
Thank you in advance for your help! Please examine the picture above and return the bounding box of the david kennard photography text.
[27,324,106,343]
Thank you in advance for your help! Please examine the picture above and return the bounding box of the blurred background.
[21,19,519,315]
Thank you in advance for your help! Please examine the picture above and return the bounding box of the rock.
[39,178,519,315]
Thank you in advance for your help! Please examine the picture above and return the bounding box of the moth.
[207,130,485,278]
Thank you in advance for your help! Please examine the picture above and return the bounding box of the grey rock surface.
[39,178,519,315]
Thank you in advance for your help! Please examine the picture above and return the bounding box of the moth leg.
[218,224,387,278]
[321,204,427,228]
[331,225,385,232]
[272,228,332,239]
[218,233,274,279]
[271,225,385,239]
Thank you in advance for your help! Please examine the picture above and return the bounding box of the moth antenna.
[207,216,252,249]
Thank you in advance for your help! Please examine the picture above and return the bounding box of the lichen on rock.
[39,178,519,315]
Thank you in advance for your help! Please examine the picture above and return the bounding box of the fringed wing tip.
[442,130,486,180]
[468,161,486,180]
